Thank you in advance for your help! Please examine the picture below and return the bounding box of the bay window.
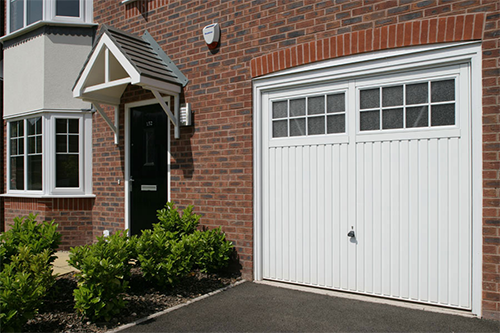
[7,113,92,196]
[7,0,93,34]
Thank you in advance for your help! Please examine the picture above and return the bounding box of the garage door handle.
[347,230,355,238]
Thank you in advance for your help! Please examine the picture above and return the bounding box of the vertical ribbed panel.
[264,143,351,290]
[355,137,470,309]
[264,136,470,310]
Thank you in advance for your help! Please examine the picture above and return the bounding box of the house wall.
[91,0,499,319]
[44,33,93,110]
[3,36,45,117]
[3,198,94,249]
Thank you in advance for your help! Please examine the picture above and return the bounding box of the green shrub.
[136,228,195,287]
[192,227,233,274]
[156,202,201,239]
[68,231,135,322]
[0,214,61,270]
[137,203,234,285]
[0,247,54,332]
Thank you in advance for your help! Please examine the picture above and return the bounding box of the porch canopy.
[73,25,188,140]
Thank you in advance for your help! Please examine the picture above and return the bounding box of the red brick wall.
[3,198,95,249]
[92,0,499,315]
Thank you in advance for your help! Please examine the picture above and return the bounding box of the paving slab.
[53,251,78,276]
[119,282,499,332]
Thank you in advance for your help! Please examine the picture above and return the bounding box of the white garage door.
[261,64,471,309]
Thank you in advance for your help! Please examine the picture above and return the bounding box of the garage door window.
[272,92,346,138]
[359,79,456,131]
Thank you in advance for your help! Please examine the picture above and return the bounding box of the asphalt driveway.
[119,282,499,332]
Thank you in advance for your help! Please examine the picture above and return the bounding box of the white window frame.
[6,117,44,195]
[253,41,483,317]
[5,111,93,197]
[6,0,93,35]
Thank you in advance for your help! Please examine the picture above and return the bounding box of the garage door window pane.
[308,96,325,115]
[327,93,345,113]
[273,101,287,119]
[290,98,306,117]
[382,108,403,129]
[290,118,306,136]
[382,86,403,107]
[308,116,325,135]
[327,114,345,134]
[431,104,455,126]
[273,120,287,138]
[360,111,380,131]
[360,88,379,109]
[431,80,455,102]
[406,83,428,105]
[406,106,428,128]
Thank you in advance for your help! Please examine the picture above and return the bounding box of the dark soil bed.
[23,268,241,333]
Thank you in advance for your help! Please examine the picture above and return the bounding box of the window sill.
[0,193,96,199]
[1,20,98,43]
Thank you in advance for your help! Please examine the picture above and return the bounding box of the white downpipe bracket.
[93,103,119,144]
[150,89,180,139]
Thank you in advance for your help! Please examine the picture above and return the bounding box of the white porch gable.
[73,25,188,140]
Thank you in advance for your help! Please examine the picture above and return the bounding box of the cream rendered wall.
[4,36,45,117]
[44,34,92,110]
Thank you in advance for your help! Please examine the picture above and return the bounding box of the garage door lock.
[347,227,355,238]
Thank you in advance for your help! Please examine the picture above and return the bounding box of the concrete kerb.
[107,280,247,333]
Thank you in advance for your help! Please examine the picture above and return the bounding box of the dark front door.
[130,104,168,235]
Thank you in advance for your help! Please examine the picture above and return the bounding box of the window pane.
[10,121,18,137]
[272,120,287,138]
[18,121,24,136]
[406,83,428,105]
[431,104,455,126]
[360,111,379,131]
[10,157,24,190]
[327,93,345,113]
[382,86,403,107]
[431,79,455,102]
[56,154,79,187]
[360,88,379,109]
[382,108,404,129]
[406,106,428,128]
[308,96,324,115]
[290,98,305,117]
[69,119,79,133]
[69,135,79,153]
[290,118,305,136]
[56,119,67,133]
[56,0,80,17]
[10,0,24,32]
[10,139,17,155]
[28,155,42,191]
[327,114,345,134]
[36,136,43,154]
[272,101,287,119]
[27,0,43,25]
[308,116,325,135]
[57,135,67,152]
[28,118,37,135]
[28,137,36,154]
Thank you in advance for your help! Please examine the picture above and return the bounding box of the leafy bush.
[68,231,135,322]
[137,203,233,286]
[156,202,201,239]
[136,228,195,287]
[0,247,54,332]
[0,214,61,270]
[192,227,233,274]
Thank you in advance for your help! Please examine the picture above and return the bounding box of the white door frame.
[124,98,171,233]
[253,41,483,316]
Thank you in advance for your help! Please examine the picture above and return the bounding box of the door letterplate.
[141,185,157,191]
